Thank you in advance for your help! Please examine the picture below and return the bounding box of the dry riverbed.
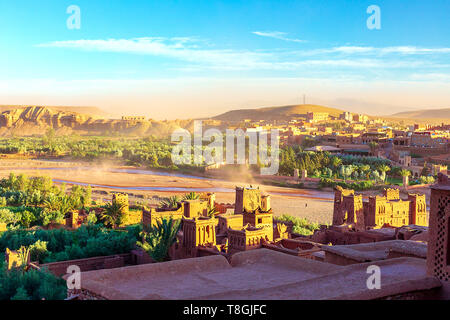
[0,159,336,224]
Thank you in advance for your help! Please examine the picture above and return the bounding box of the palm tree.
[159,196,180,210]
[183,192,199,200]
[137,218,181,262]
[58,196,75,216]
[399,169,411,187]
[330,157,342,169]
[16,246,31,270]
[43,195,75,216]
[399,169,411,177]
[378,164,391,182]
[100,201,127,228]
[360,165,371,180]
[207,207,219,218]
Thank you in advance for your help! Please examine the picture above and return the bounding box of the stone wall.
[41,253,133,277]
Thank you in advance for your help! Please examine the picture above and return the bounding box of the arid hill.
[0,105,110,118]
[213,104,344,121]
[0,106,194,137]
[389,108,450,120]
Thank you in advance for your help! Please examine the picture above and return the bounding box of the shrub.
[19,210,36,229]
[0,225,139,264]
[0,208,19,227]
[39,210,64,226]
[0,264,66,300]
[319,178,375,191]
[276,215,320,236]
[86,211,98,225]
[29,240,49,262]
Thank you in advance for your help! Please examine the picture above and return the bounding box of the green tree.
[11,287,31,300]
[378,164,391,182]
[399,169,411,177]
[330,156,342,169]
[183,192,199,200]
[159,196,180,210]
[360,165,371,180]
[137,218,181,262]
[100,201,127,228]
[207,207,218,218]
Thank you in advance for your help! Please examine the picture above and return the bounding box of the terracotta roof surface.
[78,248,439,300]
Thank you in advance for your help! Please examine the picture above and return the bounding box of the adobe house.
[183,199,210,218]
[364,189,411,228]
[143,192,217,226]
[179,186,275,258]
[332,187,427,230]
[408,194,428,226]
[182,217,217,258]
[143,205,185,226]
[217,214,244,235]
[332,187,364,229]
[243,211,273,232]
[234,186,262,214]
[228,225,272,254]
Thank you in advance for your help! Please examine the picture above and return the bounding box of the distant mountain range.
[389,108,450,120]
[213,104,450,124]
[0,104,448,137]
[0,106,194,137]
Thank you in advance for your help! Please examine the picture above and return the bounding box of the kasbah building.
[9,175,450,300]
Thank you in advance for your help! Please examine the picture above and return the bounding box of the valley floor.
[0,159,335,224]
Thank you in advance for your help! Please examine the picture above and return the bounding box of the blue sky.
[0,0,449,118]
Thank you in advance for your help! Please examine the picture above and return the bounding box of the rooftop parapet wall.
[383,188,401,201]
[143,206,184,226]
[427,173,450,281]
[183,199,209,218]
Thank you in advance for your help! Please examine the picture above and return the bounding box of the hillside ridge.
[389,108,450,120]
[213,104,345,121]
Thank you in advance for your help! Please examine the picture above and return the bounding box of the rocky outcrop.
[0,106,194,137]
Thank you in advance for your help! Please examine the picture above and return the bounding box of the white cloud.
[321,46,450,55]
[409,73,450,82]
[37,38,450,73]
[38,37,273,70]
[252,31,306,43]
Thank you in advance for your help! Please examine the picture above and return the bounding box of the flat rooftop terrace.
[321,240,428,263]
[77,248,440,300]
